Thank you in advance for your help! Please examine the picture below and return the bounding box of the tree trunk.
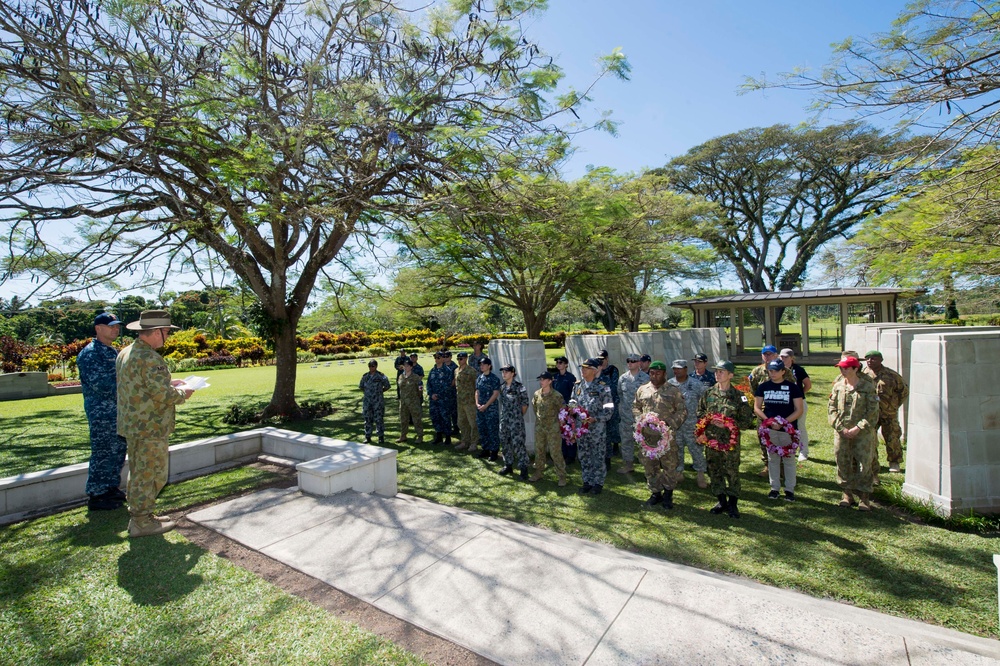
[261,319,301,419]
[523,309,547,339]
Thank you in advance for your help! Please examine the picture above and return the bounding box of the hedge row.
[297,329,572,355]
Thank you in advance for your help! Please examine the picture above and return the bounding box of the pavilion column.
[800,304,809,357]
[729,307,737,358]
[764,306,776,348]
[839,302,848,351]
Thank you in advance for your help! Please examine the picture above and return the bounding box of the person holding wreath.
[753,359,804,502]
[632,361,687,510]
[530,371,567,485]
[829,355,880,511]
[569,358,615,495]
[697,360,755,518]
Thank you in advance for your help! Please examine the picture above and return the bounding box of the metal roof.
[670,287,923,307]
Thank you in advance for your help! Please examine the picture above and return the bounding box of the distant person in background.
[780,348,812,461]
[530,371,567,485]
[453,352,480,453]
[475,358,502,461]
[397,359,424,444]
[829,356,880,511]
[552,356,578,464]
[691,352,716,387]
[409,352,424,378]
[639,354,652,374]
[863,350,909,474]
[668,359,708,488]
[469,341,487,374]
[497,364,530,480]
[359,360,391,445]
[598,349,621,470]
[116,310,193,538]
[78,312,127,511]
[617,354,649,474]
[443,350,460,437]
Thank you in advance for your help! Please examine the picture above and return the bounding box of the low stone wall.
[903,330,1000,516]
[565,329,728,373]
[0,371,51,401]
[0,427,397,525]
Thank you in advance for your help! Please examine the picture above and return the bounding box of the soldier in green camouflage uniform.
[747,345,795,474]
[633,361,687,510]
[863,350,909,473]
[529,371,567,485]
[453,352,480,452]
[829,356,880,511]
[397,360,424,443]
[116,311,193,538]
[697,360,755,518]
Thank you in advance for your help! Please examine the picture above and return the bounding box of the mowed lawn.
[2,355,999,639]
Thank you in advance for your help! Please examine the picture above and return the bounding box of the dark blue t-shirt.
[754,380,804,428]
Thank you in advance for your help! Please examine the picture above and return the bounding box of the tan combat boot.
[857,493,872,512]
[128,514,176,538]
[528,470,543,482]
[838,492,855,508]
[696,471,708,489]
[557,475,567,487]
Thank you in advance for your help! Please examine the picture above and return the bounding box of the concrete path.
[189,488,1000,665]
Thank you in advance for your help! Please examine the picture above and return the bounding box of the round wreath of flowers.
[695,413,740,452]
[758,416,802,457]
[559,406,590,444]
[634,412,673,459]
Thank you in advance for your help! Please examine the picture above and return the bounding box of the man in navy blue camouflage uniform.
[359,359,391,444]
[428,351,456,445]
[77,312,127,511]
[475,357,502,461]
[571,358,615,495]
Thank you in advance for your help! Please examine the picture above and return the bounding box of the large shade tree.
[0,0,626,416]
[395,174,646,338]
[658,123,923,294]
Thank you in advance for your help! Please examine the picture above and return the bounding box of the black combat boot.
[589,484,603,495]
[644,491,663,508]
[727,497,740,519]
[710,494,729,515]
[477,449,490,459]
[519,466,529,481]
[578,483,593,494]
[488,450,499,462]
[604,456,611,472]
[432,432,442,445]
[445,434,452,447]
[498,464,513,476]
[662,489,674,510]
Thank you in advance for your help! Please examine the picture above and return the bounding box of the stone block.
[213,433,263,464]
[0,371,50,401]
[908,362,942,396]
[374,457,398,496]
[983,396,1000,431]
[168,441,216,477]
[944,340,977,364]
[908,393,944,428]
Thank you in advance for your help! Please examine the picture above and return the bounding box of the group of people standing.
[359,342,909,516]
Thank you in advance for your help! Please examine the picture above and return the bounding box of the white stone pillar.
[489,339,548,454]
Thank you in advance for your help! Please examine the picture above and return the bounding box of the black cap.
[433,351,442,358]
[639,354,651,362]
[403,359,414,366]
[582,358,602,369]
[479,357,492,366]
[499,364,515,373]
[409,352,418,357]
[598,349,609,358]
[94,312,121,327]
[443,350,452,357]
[457,351,468,358]
[555,356,568,364]
[368,360,378,367]
[693,353,708,362]
[766,360,784,371]
[537,371,554,380]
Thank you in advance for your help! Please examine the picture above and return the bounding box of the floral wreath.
[734,382,755,406]
[758,416,802,457]
[695,413,740,452]
[559,406,590,444]
[633,412,673,459]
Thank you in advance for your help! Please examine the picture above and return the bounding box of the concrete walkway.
[189,488,1000,665]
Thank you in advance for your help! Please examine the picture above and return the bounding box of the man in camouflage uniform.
[633,361,687,510]
[530,371,567,485]
[359,359,391,445]
[570,358,614,495]
[117,310,193,538]
[453,352,480,452]
[617,354,649,474]
[830,356,880,511]
[427,351,455,446]
[397,359,424,443]
[498,364,530,479]
[443,350,460,436]
[475,357,502,461]
[697,360,755,518]
[669,359,708,488]
[78,312,127,511]
[747,345,795,474]
[864,350,909,474]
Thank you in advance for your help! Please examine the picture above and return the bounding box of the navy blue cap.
[582,358,602,369]
[537,371,554,380]
[94,312,121,327]
[639,354,651,362]
[766,360,784,371]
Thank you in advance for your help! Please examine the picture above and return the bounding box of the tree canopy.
[658,122,922,294]
[0,0,627,416]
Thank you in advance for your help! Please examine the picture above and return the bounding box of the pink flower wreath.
[758,416,802,458]
[633,412,673,459]
[559,405,590,444]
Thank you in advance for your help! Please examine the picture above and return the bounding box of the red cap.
[836,356,861,369]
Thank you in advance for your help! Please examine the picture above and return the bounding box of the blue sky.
[527,1,909,178]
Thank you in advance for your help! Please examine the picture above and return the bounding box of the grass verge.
[0,466,427,666]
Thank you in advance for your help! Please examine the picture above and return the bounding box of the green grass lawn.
[3,358,1000,640]
[0,467,426,666]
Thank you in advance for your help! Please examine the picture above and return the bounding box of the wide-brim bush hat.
[126,310,179,331]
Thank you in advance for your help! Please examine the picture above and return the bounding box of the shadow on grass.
[117,536,205,605]
[0,408,91,475]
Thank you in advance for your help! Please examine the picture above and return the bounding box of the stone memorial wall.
[565,329,728,372]
[903,330,1000,516]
